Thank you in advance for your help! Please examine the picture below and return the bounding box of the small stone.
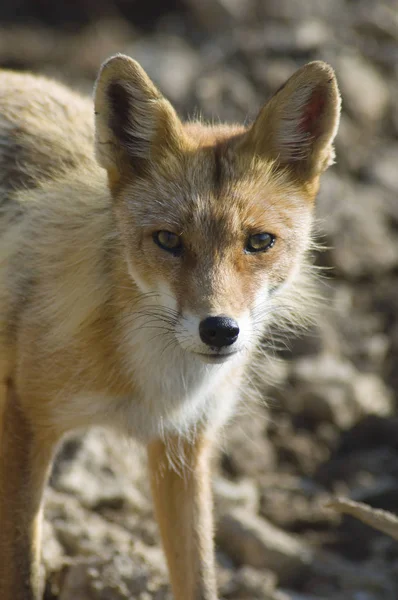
[351,374,393,419]
[228,565,289,599]
[370,144,398,194]
[317,173,398,278]
[217,508,313,585]
[336,53,389,126]
[289,354,393,429]
[125,36,200,106]
[52,429,149,515]
[294,20,333,51]
[222,412,277,478]
[213,476,259,516]
[195,68,259,122]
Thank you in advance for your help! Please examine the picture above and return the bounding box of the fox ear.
[243,61,341,179]
[94,54,184,179]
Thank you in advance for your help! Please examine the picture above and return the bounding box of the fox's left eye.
[153,230,182,254]
[245,232,275,253]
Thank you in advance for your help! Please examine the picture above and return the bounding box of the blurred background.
[3,1,398,599]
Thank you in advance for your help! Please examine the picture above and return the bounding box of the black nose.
[199,316,240,348]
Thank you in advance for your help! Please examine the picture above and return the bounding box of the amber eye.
[153,230,182,255]
[245,232,275,253]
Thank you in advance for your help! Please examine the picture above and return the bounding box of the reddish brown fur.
[112,131,317,319]
[0,56,340,600]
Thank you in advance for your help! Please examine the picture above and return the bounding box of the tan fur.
[148,436,216,599]
[0,56,340,599]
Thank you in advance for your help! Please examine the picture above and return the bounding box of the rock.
[287,354,357,428]
[222,411,277,478]
[259,0,345,20]
[336,53,390,126]
[213,476,259,516]
[310,551,397,600]
[334,113,375,173]
[259,476,337,530]
[195,68,259,122]
[58,551,170,600]
[45,490,134,557]
[370,144,398,194]
[41,517,65,573]
[280,593,322,600]
[52,429,149,515]
[317,173,398,278]
[227,566,289,600]
[267,416,331,476]
[217,508,313,585]
[351,373,393,419]
[294,19,333,51]
[250,58,297,95]
[289,354,393,428]
[239,23,306,55]
[391,81,398,136]
[125,35,200,107]
[181,0,257,31]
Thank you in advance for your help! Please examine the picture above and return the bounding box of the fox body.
[0,56,340,600]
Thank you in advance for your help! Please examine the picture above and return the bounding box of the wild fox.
[0,55,340,599]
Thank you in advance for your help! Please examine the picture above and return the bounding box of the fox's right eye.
[153,231,182,255]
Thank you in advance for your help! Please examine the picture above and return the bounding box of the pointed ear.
[242,61,341,179]
[94,54,184,179]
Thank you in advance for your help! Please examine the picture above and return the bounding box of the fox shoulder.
[0,70,96,192]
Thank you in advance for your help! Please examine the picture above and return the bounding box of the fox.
[0,54,340,600]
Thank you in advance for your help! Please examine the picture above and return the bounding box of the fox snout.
[173,310,252,363]
[199,316,239,348]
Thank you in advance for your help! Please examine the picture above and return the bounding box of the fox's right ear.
[94,54,184,182]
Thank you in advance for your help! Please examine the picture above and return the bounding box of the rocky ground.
[1,1,398,598]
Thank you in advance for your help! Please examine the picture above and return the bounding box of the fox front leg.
[148,434,217,600]
[0,381,57,600]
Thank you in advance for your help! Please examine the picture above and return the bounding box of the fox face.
[94,55,340,363]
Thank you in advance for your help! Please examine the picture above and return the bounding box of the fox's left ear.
[242,61,341,180]
[94,54,184,182]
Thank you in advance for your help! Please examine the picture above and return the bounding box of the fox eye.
[245,232,275,253]
[153,230,182,254]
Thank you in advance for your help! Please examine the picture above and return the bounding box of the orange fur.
[0,56,340,599]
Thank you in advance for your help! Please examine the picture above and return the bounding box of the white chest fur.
[117,325,244,441]
[63,331,244,442]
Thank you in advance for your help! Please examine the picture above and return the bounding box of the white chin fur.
[192,351,240,364]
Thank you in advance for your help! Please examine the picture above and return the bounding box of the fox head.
[94,55,340,363]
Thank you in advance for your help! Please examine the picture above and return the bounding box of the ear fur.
[243,61,341,179]
[94,54,184,177]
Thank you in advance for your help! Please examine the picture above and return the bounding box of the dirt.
[1,1,398,598]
